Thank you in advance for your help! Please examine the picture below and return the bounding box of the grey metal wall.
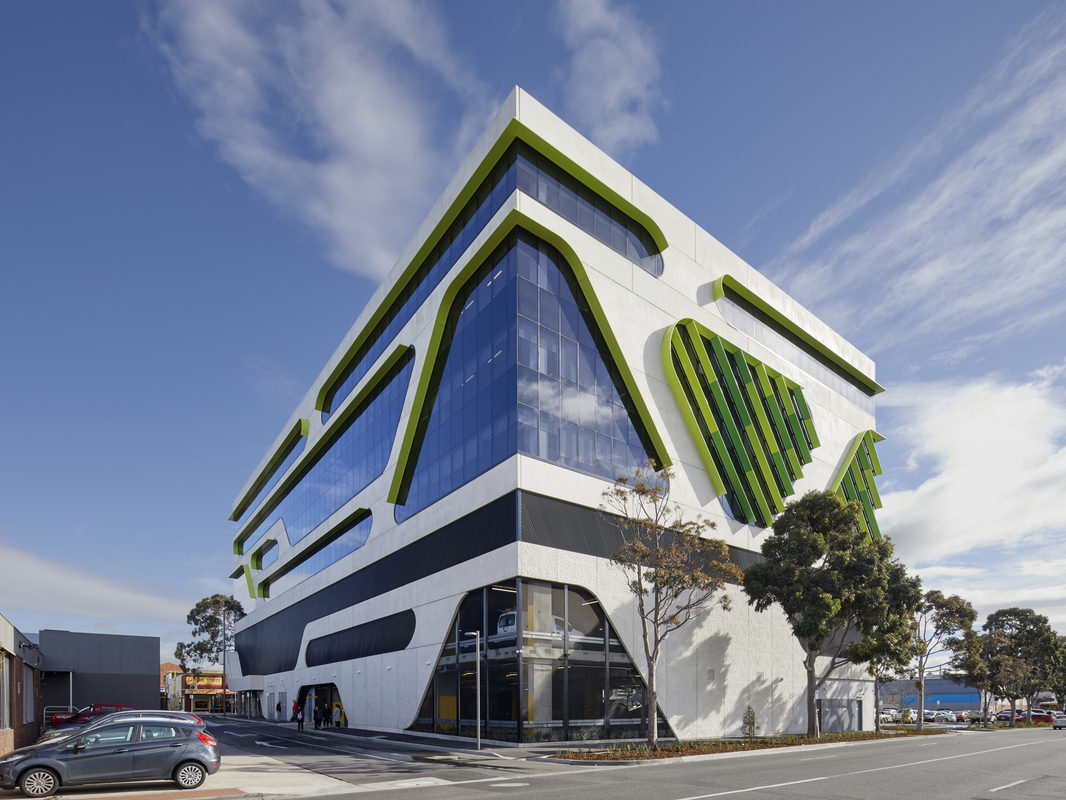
[38,631,159,712]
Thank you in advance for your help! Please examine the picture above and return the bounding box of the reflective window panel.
[396,231,653,522]
[241,351,413,553]
[264,513,373,600]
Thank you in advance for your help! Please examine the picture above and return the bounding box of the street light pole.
[464,631,481,750]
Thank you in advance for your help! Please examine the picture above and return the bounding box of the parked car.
[923,710,936,722]
[0,718,220,797]
[879,707,901,723]
[1053,714,1066,730]
[47,704,137,728]
[36,710,204,745]
[1028,710,1054,723]
[953,710,969,722]
[996,710,1020,722]
[934,710,957,723]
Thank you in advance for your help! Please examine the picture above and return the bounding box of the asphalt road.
[208,718,1066,800]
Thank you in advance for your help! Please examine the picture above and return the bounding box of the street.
[210,719,1066,799]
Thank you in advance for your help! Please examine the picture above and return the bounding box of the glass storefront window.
[408,578,669,743]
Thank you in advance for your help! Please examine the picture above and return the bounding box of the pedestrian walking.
[292,699,299,721]
[275,701,281,723]
[296,707,304,731]
[333,704,342,729]
[313,705,322,730]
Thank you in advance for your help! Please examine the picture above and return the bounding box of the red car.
[48,703,138,727]
[1028,710,1054,723]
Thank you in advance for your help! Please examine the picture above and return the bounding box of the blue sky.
[2,0,1064,663]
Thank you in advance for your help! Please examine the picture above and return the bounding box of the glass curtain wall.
[395,231,655,522]
[410,579,668,743]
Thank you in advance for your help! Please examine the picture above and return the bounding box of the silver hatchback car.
[0,717,221,797]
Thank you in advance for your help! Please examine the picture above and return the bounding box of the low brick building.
[1,612,43,756]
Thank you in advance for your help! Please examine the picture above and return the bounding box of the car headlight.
[0,753,27,765]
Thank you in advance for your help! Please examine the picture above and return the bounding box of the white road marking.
[255,740,288,748]
[989,779,1026,793]
[489,783,530,787]
[799,756,837,761]
[674,739,1058,800]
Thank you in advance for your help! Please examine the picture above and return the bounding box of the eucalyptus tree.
[744,491,921,738]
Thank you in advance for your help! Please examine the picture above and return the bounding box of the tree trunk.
[1010,699,1017,726]
[646,657,658,748]
[874,676,881,734]
[805,651,819,738]
[916,676,925,732]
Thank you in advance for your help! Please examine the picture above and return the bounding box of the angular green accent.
[230,418,309,523]
[753,362,802,478]
[706,335,782,516]
[241,565,255,600]
[316,119,668,414]
[711,274,884,396]
[772,374,812,464]
[662,318,827,528]
[829,430,885,540]
[663,328,727,496]
[249,538,278,571]
[234,345,410,557]
[790,386,821,448]
[684,326,768,525]
[258,507,370,601]
[388,209,671,504]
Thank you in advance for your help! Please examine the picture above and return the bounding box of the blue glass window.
[260,543,279,569]
[395,230,654,522]
[265,513,372,599]
[321,143,662,422]
[233,435,306,529]
[240,352,413,553]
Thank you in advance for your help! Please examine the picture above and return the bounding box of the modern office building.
[228,88,886,741]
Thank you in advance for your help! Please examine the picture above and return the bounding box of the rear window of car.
[140,725,184,741]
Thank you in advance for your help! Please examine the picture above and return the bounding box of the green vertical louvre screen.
[662,319,819,528]
[828,430,885,540]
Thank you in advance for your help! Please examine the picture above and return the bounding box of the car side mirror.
[72,742,86,753]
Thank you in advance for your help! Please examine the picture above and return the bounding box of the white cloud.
[912,565,986,580]
[149,0,496,279]
[0,542,194,625]
[557,0,664,160]
[879,370,1066,567]
[767,8,1066,358]
[242,353,304,407]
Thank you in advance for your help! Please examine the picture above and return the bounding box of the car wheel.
[173,762,207,790]
[19,768,59,798]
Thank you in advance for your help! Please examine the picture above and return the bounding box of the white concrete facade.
[228,87,879,740]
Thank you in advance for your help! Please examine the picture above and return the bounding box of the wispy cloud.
[557,0,664,161]
[879,366,1066,567]
[767,8,1066,359]
[0,541,193,624]
[242,353,304,408]
[149,0,497,279]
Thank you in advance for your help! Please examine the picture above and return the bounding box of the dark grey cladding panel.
[235,492,518,676]
[305,610,416,667]
[519,491,762,575]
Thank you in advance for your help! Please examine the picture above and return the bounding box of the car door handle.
[169,743,182,748]
[114,749,130,753]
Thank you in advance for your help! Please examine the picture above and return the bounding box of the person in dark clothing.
[296,708,304,731]
[275,701,282,723]
[313,705,322,730]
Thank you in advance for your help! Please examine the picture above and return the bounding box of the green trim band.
[316,120,669,414]
[258,507,371,600]
[230,419,309,523]
[233,345,411,557]
[662,318,820,527]
[712,274,884,397]
[828,430,885,540]
[388,209,671,504]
